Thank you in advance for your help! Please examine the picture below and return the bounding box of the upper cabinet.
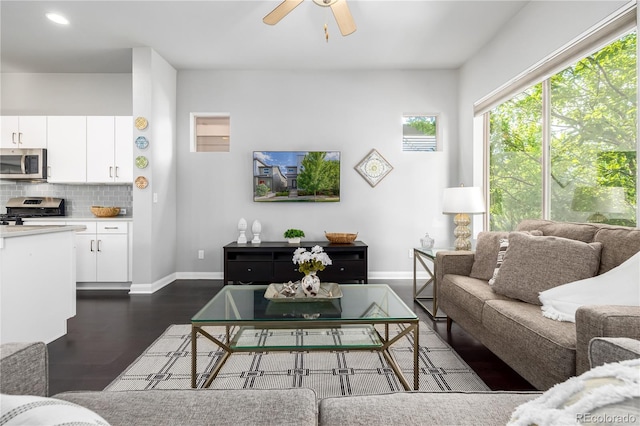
[47,116,88,183]
[86,116,133,183]
[0,116,47,149]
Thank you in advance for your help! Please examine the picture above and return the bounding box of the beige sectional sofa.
[436,219,640,390]
[1,338,639,425]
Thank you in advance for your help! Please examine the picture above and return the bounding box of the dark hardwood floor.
[47,280,536,396]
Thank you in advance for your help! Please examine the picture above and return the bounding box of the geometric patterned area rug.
[104,322,489,398]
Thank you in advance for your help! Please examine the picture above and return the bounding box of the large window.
[487,31,637,230]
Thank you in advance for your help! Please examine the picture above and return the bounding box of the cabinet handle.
[18,132,23,144]
[103,226,119,230]
[115,166,119,178]
[340,267,345,271]
[90,240,95,252]
[97,240,102,252]
[247,268,252,272]
[11,132,16,144]
[109,166,113,178]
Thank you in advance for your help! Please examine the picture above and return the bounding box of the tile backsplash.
[1,182,133,217]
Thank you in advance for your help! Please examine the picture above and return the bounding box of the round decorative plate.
[135,176,148,189]
[135,155,149,169]
[135,136,149,149]
[135,116,148,130]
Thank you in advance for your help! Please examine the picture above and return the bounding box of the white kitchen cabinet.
[114,116,133,182]
[86,116,132,183]
[47,116,87,183]
[75,221,129,283]
[1,116,47,149]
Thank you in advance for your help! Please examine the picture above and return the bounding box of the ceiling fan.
[263,0,357,37]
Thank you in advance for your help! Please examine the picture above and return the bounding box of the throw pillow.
[491,233,602,305]
[508,358,640,425]
[0,394,110,425]
[538,251,640,322]
[470,230,543,281]
[488,237,509,286]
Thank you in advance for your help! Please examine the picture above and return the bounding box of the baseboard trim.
[82,271,427,294]
[175,272,223,280]
[129,273,177,294]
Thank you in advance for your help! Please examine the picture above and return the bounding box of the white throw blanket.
[538,251,640,322]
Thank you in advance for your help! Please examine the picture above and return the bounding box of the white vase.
[301,271,320,296]
[251,220,261,244]
[287,237,301,244]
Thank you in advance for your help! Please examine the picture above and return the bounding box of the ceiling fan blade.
[263,0,305,25]
[330,0,356,36]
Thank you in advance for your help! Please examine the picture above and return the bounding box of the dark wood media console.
[223,241,368,285]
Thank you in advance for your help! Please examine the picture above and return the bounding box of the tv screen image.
[253,151,340,202]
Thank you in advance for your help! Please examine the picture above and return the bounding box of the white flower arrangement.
[292,245,332,275]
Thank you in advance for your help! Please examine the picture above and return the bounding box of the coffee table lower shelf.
[191,320,419,391]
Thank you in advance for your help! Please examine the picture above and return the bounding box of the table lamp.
[571,186,626,223]
[442,185,486,251]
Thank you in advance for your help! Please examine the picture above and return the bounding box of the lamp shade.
[442,186,486,214]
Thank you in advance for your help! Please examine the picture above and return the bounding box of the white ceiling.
[1,0,529,73]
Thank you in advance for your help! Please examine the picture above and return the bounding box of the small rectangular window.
[402,114,439,152]
[190,113,230,152]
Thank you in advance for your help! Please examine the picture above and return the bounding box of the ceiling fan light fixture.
[264,0,356,37]
[313,0,339,7]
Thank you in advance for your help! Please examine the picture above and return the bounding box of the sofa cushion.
[319,391,540,426]
[470,231,542,281]
[483,299,577,390]
[515,219,599,242]
[488,237,509,285]
[55,389,318,426]
[0,394,110,425]
[491,233,602,305]
[440,274,511,323]
[539,251,640,322]
[508,358,640,425]
[593,226,640,274]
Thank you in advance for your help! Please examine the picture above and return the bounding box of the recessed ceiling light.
[46,13,69,25]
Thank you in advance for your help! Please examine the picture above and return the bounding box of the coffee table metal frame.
[191,284,419,391]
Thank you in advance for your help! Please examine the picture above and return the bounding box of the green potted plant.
[284,229,305,244]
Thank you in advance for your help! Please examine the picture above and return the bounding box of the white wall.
[458,1,628,187]
[176,69,458,278]
[131,48,178,293]
[0,73,132,115]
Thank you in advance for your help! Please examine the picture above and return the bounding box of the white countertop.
[0,224,86,238]
[23,217,133,222]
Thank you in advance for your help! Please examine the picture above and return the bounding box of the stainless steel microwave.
[0,148,47,180]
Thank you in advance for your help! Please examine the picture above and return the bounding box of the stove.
[1,197,65,225]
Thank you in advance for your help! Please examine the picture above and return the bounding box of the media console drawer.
[223,241,368,284]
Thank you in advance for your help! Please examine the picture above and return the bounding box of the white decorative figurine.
[251,220,262,244]
[237,218,248,244]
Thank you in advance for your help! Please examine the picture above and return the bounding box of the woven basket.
[91,206,121,217]
[325,232,357,244]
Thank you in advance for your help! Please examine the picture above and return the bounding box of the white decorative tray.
[264,282,342,302]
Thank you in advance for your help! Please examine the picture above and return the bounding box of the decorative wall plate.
[355,149,393,187]
[135,155,149,169]
[135,136,149,149]
[135,176,149,189]
[135,117,148,130]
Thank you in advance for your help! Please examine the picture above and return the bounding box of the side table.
[413,247,448,320]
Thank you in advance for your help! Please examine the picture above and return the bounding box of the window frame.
[189,112,230,153]
[477,4,638,229]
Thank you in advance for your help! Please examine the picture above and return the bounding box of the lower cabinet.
[75,221,130,282]
[223,241,368,284]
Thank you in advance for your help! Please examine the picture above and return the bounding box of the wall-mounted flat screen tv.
[253,151,340,202]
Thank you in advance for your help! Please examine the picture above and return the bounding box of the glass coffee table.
[191,284,419,390]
